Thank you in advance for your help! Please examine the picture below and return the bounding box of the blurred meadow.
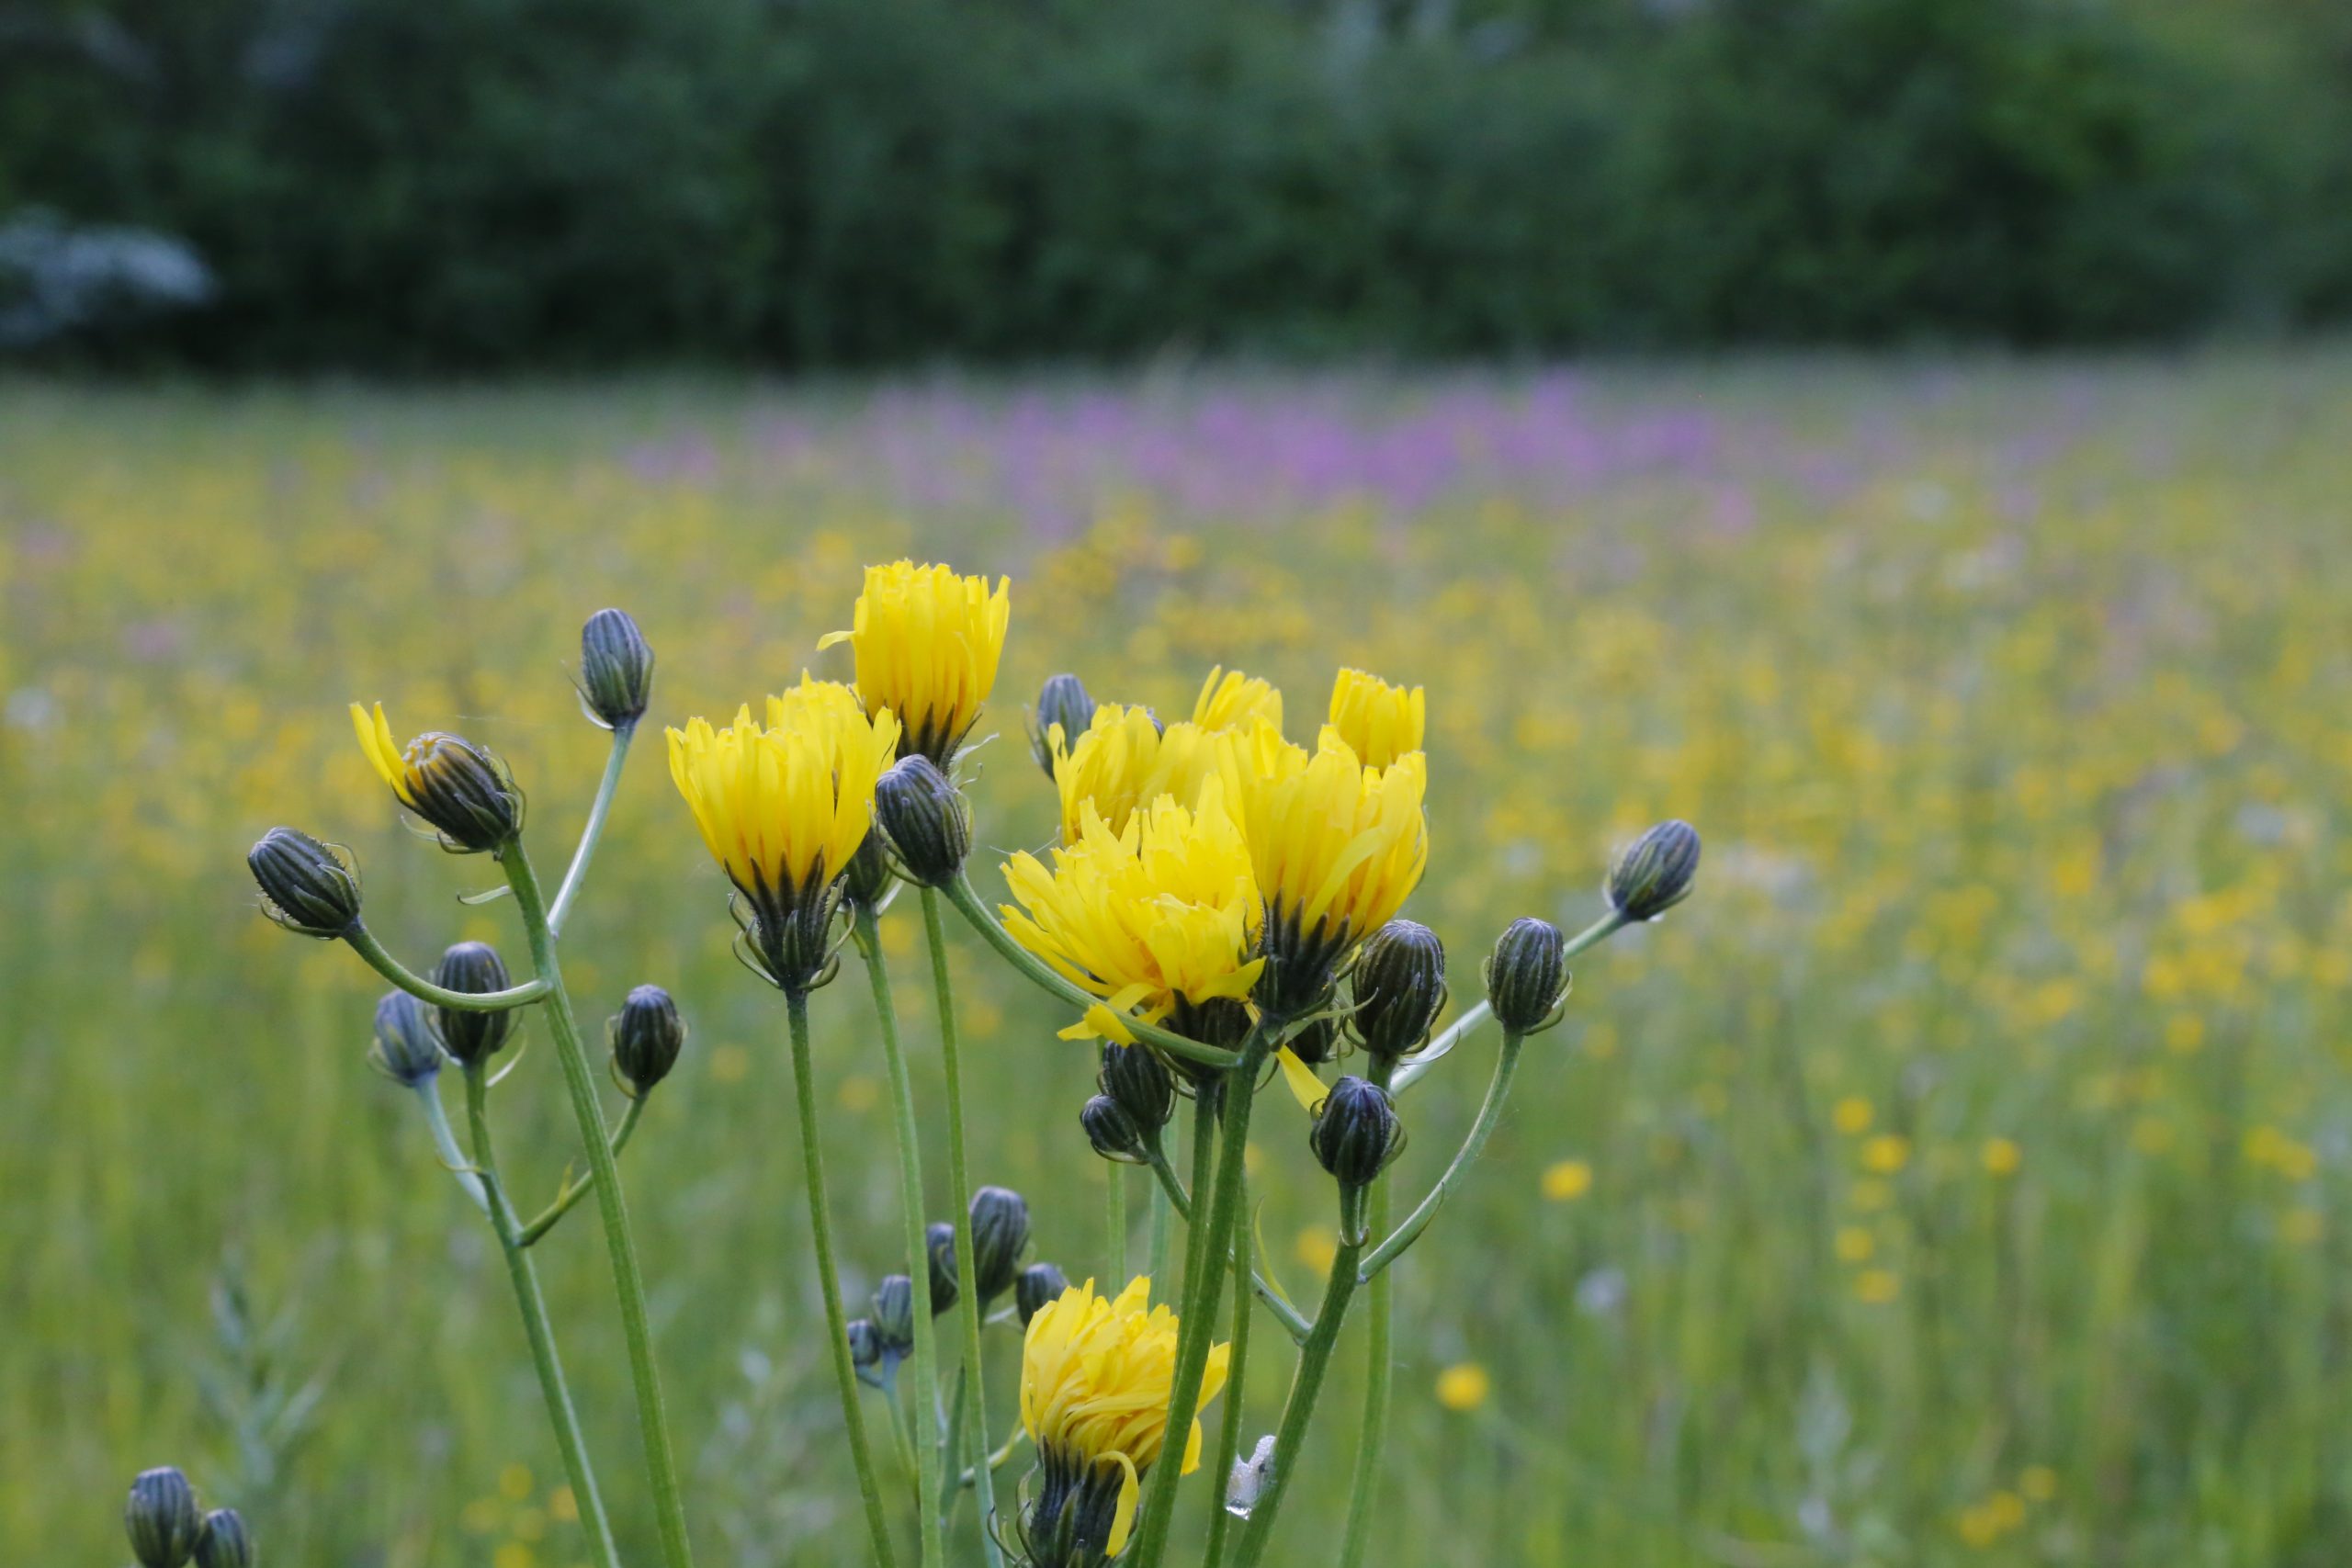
[8,352,2352,1567]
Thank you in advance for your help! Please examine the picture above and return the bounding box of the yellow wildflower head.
[1051,705,1222,844]
[819,560,1010,771]
[1001,780,1264,1052]
[1018,1276,1229,1566]
[666,675,902,991]
[1192,665,1284,734]
[1223,720,1428,1018]
[350,702,523,853]
[1327,667,1425,769]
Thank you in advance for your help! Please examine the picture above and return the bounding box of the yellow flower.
[1860,1134,1911,1174]
[819,560,1010,769]
[1831,1096,1874,1134]
[1050,705,1223,843]
[1434,1362,1490,1411]
[1855,1268,1901,1303]
[1222,720,1428,1014]
[666,676,901,989]
[1193,665,1284,734]
[1001,780,1265,1044]
[1327,668,1425,769]
[1020,1277,1228,1562]
[1981,1136,2022,1176]
[1542,1159,1593,1201]
[349,701,522,852]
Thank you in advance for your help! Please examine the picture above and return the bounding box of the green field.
[7,355,2352,1566]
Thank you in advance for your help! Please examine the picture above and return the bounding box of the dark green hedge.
[6,0,2346,367]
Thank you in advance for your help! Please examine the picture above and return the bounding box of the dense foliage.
[5,0,2349,367]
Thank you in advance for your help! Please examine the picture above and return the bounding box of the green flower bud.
[126,1467,202,1568]
[925,1221,960,1316]
[1309,1076,1404,1188]
[368,991,445,1087]
[609,984,685,1096]
[1484,917,1567,1034]
[1350,919,1447,1061]
[1099,1042,1174,1134]
[577,607,654,731]
[1031,673,1096,777]
[1608,819,1701,922]
[969,1186,1029,1303]
[1080,1093,1147,1164]
[873,755,971,887]
[842,827,897,912]
[871,1274,916,1356]
[195,1508,254,1568]
[1015,1261,1068,1327]
[397,733,524,854]
[432,942,520,1067]
[247,828,361,938]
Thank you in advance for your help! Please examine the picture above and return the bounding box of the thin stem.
[1199,1163,1255,1565]
[1129,1029,1266,1568]
[783,987,903,1567]
[1391,911,1624,1095]
[938,1369,969,1529]
[515,1097,648,1248]
[346,924,548,1011]
[1106,1161,1128,1284]
[461,1066,623,1568]
[885,1385,922,1486]
[944,875,1238,1071]
[412,1080,491,1218]
[1143,1142,1310,1346]
[503,843,696,1568]
[1148,1166,1174,1286]
[1359,1030,1529,1282]
[1334,1060,1399,1568]
[920,887,1006,1568]
[854,910,947,1568]
[953,1426,1030,1488]
[548,724,634,938]
[1227,1227,1364,1568]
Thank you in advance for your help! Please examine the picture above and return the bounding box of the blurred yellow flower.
[1327,667,1425,769]
[1855,1269,1901,1303]
[499,1464,534,1502]
[1834,1225,1874,1263]
[1981,1136,2022,1176]
[1295,1224,1340,1273]
[1434,1362,1491,1411]
[1860,1134,1912,1174]
[1832,1096,1874,1134]
[2018,1466,2059,1502]
[1542,1158,1594,1201]
[819,559,1009,769]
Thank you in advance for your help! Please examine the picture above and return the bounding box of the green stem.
[412,1080,491,1219]
[784,987,903,1568]
[1359,1030,1528,1283]
[1129,1029,1266,1568]
[1143,1142,1311,1345]
[1199,1162,1256,1565]
[515,1097,647,1248]
[345,924,548,1010]
[854,910,947,1568]
[1106,1162,1129,1284]
[1227,1225,1364,1568]
[461,1066,623,1568]
[938,1369,968,1530]
[1334,1063,1399,1568]
[1148,1167,1174,1286]
[944,874,1238,1071]
[920,887,1006,1568]
[548,724,634,938]
[1391,911,1623,1096]
[503,843,696,1568]
[885,1384,922,1485]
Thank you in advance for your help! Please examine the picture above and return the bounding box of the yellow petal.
[1275,1045,1328,1114]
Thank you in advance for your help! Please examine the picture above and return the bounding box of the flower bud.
[431,942,520,1067]
[1031,673,1095,777]
[1015,1261,1068,1327]
[194,1509,253,1568]
[1309,1076,1404,1188]
[609,984,685,1096]
[847,1316,884,1374]
[1350,919,1447,1061]
[247,828,360,937]
[398,733,523,853]
[925,1221,960,1316]
[968,1186,1029,1303]
[871,1274,916,1355]
[1080,1093,1146,1164]
[1608,819,1701,922]
[126,1468,202,1568]
[368,990,445,1087]
[873,755,971,886]
[1287,1016,1339,1066]
[577,607,654,730]
[1484,917,1567,1034]
[1099,1042,1174,1134]
[842,827,896,911]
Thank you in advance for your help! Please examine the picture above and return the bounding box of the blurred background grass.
[7,355,2352,1563]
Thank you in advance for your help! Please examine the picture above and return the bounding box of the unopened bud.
[125,1468,201,1568]
[969,1186,1029,1303]
[432,942,520,1067]
[1607,819,1701,922]
[1308,1076,1404,1188]
[1081,1093,1146,1164]
[609,984,685,1095]
[1484,917,1567,1034]
[368,991,445,1087]
[194,1508,253,1568]
[248,828,360,937]
[873,755,971,886]
[1016,1261,1068,1327]
[1099,1042,1174,1133]
[847,1317,885,1376]
[578,608,654,730]
[1350,919,1446,1060]
[843,827,896,911]
[1287,1017,1339,1065]
[926,1221,960,1316]
[871,1275,916,1355]
[1031,673,1096,777]
[396,733,524,853]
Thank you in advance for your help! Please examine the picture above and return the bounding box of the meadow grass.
[6,355,2352,1566]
